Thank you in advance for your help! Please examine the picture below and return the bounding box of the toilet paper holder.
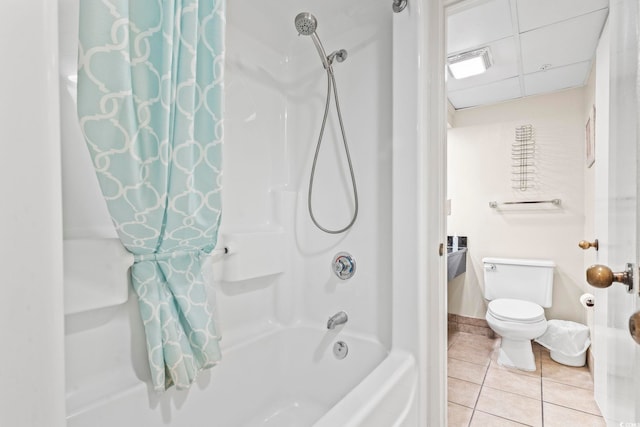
[580,293,595,307]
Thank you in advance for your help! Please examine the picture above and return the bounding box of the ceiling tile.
[519,8,607,74]
[523,61,591,96]
[447,0,514,54]
[447,37,519,92]
[448,77,522,109]
[517,0,609,32]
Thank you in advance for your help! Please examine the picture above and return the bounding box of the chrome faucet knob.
[333,252,356,280]
[334,258,349,273]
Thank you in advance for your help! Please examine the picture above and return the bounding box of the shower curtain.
[77,0,225,391]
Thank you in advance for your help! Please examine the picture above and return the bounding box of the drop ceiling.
[446,0,609,110]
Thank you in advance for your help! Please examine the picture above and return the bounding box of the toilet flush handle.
[485,264,496,272]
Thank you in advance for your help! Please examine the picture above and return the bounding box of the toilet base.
[496,338,536,371]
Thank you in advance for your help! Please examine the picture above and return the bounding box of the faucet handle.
[333,252,356,280]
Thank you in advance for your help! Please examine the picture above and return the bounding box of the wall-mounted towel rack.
[489,199,561,208]
[512,124,535,191]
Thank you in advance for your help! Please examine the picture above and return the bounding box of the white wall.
[447,89,588,323]
[0,1,66,426]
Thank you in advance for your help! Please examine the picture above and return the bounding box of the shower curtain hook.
[392,0,407,13]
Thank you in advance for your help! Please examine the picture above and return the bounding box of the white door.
[592,0,640,424]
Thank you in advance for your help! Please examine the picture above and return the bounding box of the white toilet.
[483,257,555,371]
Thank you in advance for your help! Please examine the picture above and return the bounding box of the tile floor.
[448,331,606,427]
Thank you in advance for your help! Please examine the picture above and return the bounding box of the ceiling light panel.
[448,48,492,79]
[447,37,519,92]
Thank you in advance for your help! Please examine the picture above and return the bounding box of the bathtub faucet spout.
[327,311,348,329]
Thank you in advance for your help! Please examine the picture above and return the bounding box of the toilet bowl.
[486,298,547,371]
[482,257,554,371]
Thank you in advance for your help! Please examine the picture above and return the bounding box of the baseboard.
[448,314,495,338]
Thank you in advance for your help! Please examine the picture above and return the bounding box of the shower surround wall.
[60,0,443,425]
[0,0,65,425]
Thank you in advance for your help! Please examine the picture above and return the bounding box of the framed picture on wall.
[586,105,595,168]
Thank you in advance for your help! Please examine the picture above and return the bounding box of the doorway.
[444,0,610,424]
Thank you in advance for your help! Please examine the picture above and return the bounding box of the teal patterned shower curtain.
[77,0,225,391]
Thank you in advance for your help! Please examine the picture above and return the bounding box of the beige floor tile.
[449,341,493,367]
[476,386,542,427]
[542,379,602,416]
[449,357,489,385]
[469,410,528,426]
[541,351,594,390]
[448,377,482,408]
[543,402,606,427]
[483,366,541,399]
[448,402,473,427]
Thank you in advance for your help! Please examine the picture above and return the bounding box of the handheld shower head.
[295,12,318,36]
[294,12,331,70]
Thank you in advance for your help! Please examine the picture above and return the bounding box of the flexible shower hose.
[308,67,359,234]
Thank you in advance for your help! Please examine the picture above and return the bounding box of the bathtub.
[66,326,417,427]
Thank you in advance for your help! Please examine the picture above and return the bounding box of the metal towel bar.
[489,199,561,208]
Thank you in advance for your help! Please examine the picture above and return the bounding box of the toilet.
[483,257,555,371]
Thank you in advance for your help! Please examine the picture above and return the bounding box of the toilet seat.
[487,298,545,324]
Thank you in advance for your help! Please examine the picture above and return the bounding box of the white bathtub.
[67,326,416,426]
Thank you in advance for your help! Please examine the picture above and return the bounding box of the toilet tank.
[482,257,555,308]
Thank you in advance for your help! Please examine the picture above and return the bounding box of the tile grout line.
[467,358,493,427]
[543,401,605,418]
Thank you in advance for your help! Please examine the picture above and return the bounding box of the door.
[592,0,640,424]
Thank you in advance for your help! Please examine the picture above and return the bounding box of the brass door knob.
[630,311,640,346]
[578,239,599,250]
[586,263,634,292]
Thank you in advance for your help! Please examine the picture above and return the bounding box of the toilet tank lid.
[482,257,555,268]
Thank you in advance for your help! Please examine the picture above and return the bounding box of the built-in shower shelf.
[64,238,133,315]
[64,229,286,314]
[213,228,286,282]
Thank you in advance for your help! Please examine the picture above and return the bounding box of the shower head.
[294,12,318,36]
[294,12,332,70]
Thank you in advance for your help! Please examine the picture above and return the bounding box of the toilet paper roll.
[580,293,595,308]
